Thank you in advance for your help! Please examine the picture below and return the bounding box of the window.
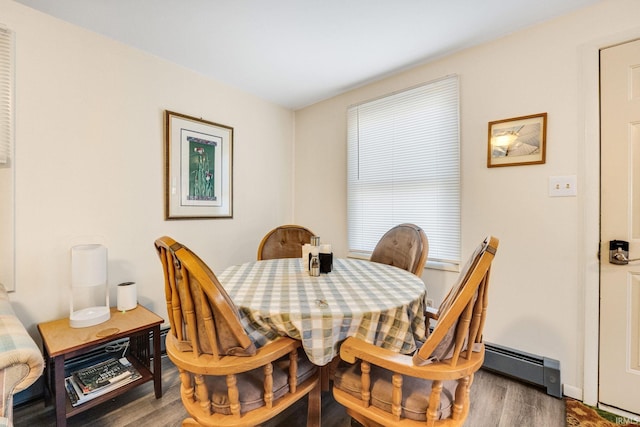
[0,25,13,292]
[347,75,460,268]
[0,25,13,164]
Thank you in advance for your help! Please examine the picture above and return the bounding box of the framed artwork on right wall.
[487,112,547,167]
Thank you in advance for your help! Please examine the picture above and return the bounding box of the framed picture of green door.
[164,110,233,219]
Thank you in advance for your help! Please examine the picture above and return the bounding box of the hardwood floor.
[14,355,565,427]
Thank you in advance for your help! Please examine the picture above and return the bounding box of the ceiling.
[15,0,600,110]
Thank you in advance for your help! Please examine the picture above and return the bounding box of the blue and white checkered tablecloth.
[219,258,427,366]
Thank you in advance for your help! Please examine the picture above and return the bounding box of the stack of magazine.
[65,356,141,407]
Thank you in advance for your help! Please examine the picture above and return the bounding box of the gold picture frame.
[164,110,233,219]
[487,113,547,168]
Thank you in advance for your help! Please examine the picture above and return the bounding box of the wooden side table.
[38,305,163,427]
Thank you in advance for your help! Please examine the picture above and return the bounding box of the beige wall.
[1,0,295,337]
[294,0,640,396]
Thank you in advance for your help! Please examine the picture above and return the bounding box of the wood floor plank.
[485,369,565,427]
[14,355,565,427]
[465,369,508,425]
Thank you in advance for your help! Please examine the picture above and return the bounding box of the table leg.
[320,356,340,391]
[152,325,162,398]
[320,366,330,391]
[42,347,51,407]
[54,356,66,427]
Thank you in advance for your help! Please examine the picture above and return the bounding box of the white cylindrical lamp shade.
[72,244,107,288]
[70,244,110,328]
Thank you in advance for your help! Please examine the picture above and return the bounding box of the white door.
[600,38,640,415]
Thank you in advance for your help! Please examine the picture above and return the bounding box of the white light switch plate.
[549,175,577,197]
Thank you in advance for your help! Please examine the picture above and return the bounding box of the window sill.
[347,252,459,273]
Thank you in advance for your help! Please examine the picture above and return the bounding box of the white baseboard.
[562,384,582,400]
[598,403,640,423]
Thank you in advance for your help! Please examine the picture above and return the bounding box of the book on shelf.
[64,356,141,406]
[72,357,139,394]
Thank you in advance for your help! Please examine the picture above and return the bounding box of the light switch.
[549,175,577,197]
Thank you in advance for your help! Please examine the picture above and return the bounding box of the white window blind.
[0,26,13,165]
[347,75,460,266]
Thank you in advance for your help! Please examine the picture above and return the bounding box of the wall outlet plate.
[549,175,577,197]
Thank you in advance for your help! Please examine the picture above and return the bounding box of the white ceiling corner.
[14,0,601,110]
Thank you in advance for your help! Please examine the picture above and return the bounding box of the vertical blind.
[347,75,460,265]
[0,26,13,165]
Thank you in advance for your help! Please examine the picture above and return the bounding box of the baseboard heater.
[483,342,561,398]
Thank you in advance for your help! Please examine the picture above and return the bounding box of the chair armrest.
[425,306,439,321]
[0,315,44,394]
[167,334,301,375]
[339,336,484,381]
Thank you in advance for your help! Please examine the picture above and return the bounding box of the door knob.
[609,240,640,264]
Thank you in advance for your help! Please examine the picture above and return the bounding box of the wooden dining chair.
[333,236,499,427]
[370,223,429,276]
[257,224,316,260]
[154,236,321,427]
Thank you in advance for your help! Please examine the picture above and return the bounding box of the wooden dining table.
[218,257,427,367]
